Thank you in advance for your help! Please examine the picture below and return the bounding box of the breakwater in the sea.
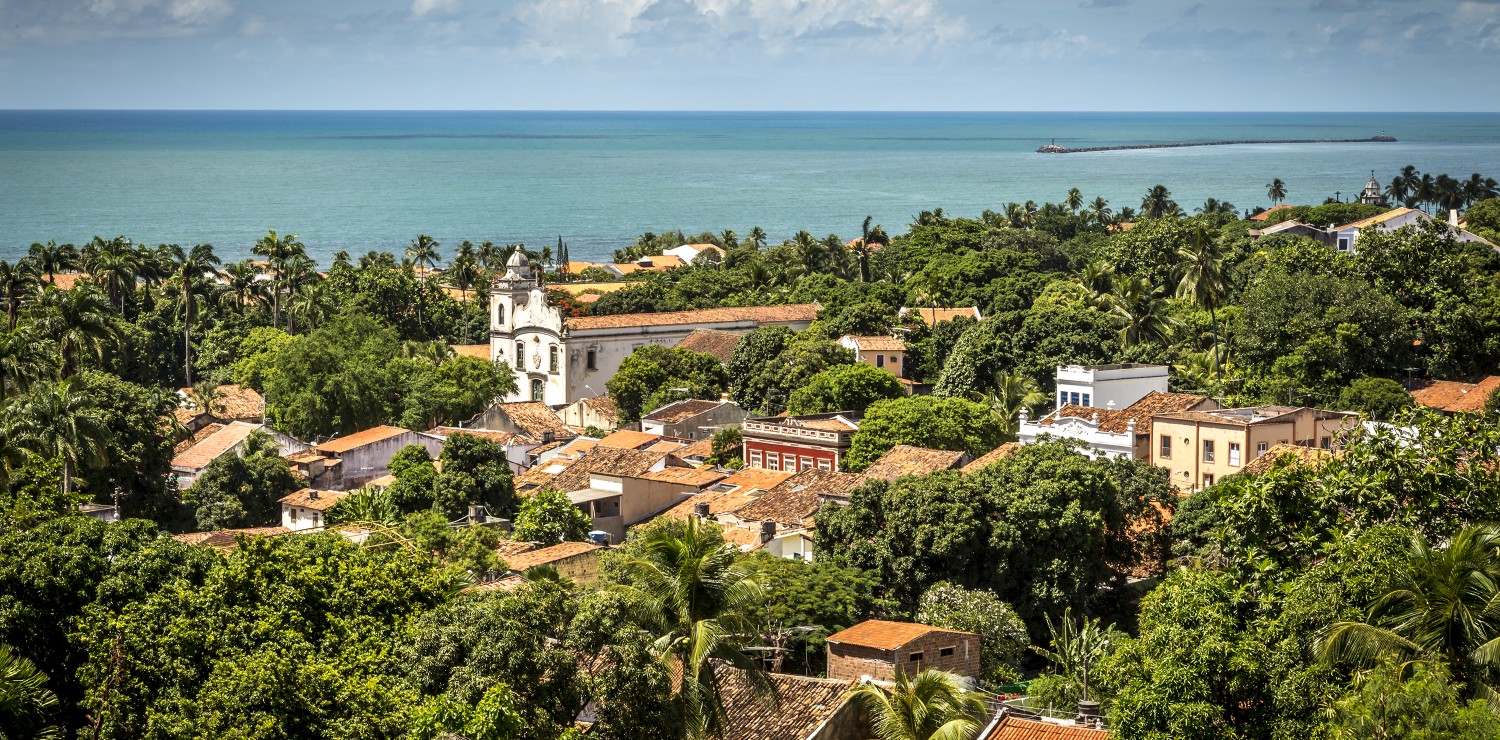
[1037,134,1397,154]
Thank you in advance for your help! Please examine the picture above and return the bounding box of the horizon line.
[1,108,1496,115]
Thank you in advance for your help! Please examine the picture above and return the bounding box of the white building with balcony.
[1053,364,1169,410]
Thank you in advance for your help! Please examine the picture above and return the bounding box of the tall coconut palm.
[0,643,62,739]
[407,234,441,272]
[221,260,258,316]
[609,518,774,739]
[1464,173,1500,205]
[974,371,1047,435]
[854,215,888,284]
[191,379,225,418]
[31,286,117,377]
[1087,197,1112,228]
[251,229,305,330]
[1140,185,1178,219]
[477,241,506,272]
[1266,178,1287,206]
[1176,225,1227,358]
[1319,525,1500,701]
[0,328,54,403]
[1065,187,1084,213]
[718,229,739,250]
[849,668,988,740]
[168,243,221,386]
[11,376,107,495]
[1108,276,1177,347]
[81,237,143,313]
[0,260,39,331]
[746,226,768,249]
[27,241,78,285]
[280,255,319,333]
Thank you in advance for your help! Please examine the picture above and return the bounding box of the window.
[515,341,524,365]
[767,454,779,471]
[908,652,924,662]
[1228,442,1241,467]
[311,513,320,528]
[1071,392,1081,406]
[548,345,558,373]
[1059,391,1067,407]
[497,304,505,324]
[1202,473,1215,487]
[1159,435,1171,459]
[784,453,798,472]
[817,458,831,470]
[1202,440,1215,463]
[876,355,884,368]
[530,378,544,401]
[888,355,899,366]
[1082,393,1091,407]
[1338,237,1350,252]
[800,456,813,471]
[939,646,955,657]
[749,450,763,468]
[1320,436,1332,450]
[586,348,597,371]
[289,508,298,523]
[1257,442,1269,456]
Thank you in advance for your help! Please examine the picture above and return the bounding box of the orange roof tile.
[645,439,689,454]
[644,399,728,424]
[597,429,661,450]
[1041,391,1214,437]
[1337,206,1414,231]
[174,421,225,454]
[825,619,972,651]
[980,714,1109,740]
[1409,375,1500,414]
[675,437,716,460]
[172,421,264,471]
[172,526,291,550]
[580,395,619,419]
[567,304,818,332]
[450,344,491,359]
[491,401,575,440]
[506,541,603,571]
[859,445,966,482]
[656,488,759,524]
[179,383,265,420]
[674,329,745,362]
[519,447,673,492]
[901,306,982,325]
[315,425,415,454]
[277,488,348,512]
[961,442,1021,474]
[1249,203,1294,222]
[428,426,535,445]
[41,272,89,291]
[714,668,855,740]
[463,574,530,593]
[845,335,907,352]
[718,468,794,493]
[1240,443,1336,475]
[637,466,727,487]
[734,468,857,526]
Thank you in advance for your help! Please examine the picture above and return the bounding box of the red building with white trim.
[741,412,861,474]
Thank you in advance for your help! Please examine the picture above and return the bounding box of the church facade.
[489,253,818,407]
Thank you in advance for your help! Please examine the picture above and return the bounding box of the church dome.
[506,250,529,269]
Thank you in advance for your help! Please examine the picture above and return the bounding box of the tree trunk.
[62,458,71,496]
[183,292,193,387]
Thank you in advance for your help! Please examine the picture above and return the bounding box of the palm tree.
[1463,173,1499,205]
[0,328,54,403]
[1087,197,1112,228]
[31,286,117,377]
[718,229,739,250]
[974,372,1046,435]
[1266,178,1287,206]
[1108,276,1177,347]
[1176,225,1227,356]
[168,243,221,386]
[1075,260,1115,308]
[1032,608,1115,703]
[279,255,319,333]
[221,260,258,316]
[477,241,506,272]
[1319,525,1500,701]
[848,668,988,740]
[251,229,305,330]
[0,643,62,739]
[10,377,108,495]
[854,215,888,284]
[0,260,39,331]
[1140,185,1178,219]
[407,234,441,272]
[609,518,774,740]
[1197,198,1236,215]
[359,250,395,270]
[1065,187,1084,213]
[191,379,224,418]
[28,241,78,285]
[746,226,768,249]
[81,237,141,312]
[331,250,352,269]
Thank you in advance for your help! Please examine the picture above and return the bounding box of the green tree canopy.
[786,362,905,416]
[844,396,1003,472]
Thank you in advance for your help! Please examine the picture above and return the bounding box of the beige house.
[557,396,620,432]
[839,335,907,377]
[1151,406,1359,491]
[277,488,348,532]
[503,541,605,586]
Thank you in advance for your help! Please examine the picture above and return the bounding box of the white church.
[489,252,818,407]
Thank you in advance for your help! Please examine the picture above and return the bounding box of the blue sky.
[2,0,1497,110]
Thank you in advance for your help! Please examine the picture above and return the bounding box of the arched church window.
[549,345,559,373]
[531,378,544,402]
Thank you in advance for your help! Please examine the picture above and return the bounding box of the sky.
[1,0,1497,110]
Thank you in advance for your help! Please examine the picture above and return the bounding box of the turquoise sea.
[3,110,1500,263]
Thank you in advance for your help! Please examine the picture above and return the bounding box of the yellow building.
[1151,406,1358,491]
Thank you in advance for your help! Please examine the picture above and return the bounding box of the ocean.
[2,110,1499,264]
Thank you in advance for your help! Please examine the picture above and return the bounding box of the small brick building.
[825,620,980,682]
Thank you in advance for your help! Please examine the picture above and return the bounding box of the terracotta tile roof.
[734,468,856,526]
[580,395,619,420]
[520,447,672,492]
[179,384,265,420]
[721,525,771,551]
[826,619,972,651]
[1156,405,1319,426]
[174,421,225,454]
[172,526,290,550]
[674,329,745,362]
[492,401,574,440]
[566,304,819,331]
[563,261,604,274]
[1249,203,1295,222]
[1240,443,1335,475]
[41,272,88,291]
[450,344,491,359]
[524,439,571,460]
[901,307,982,325]
[718,468,794,493]
[172,421,264,471]
[844,335,907,352]
[645,439,689,454]
[1042,391,1214,437]
[1409,376,1500,414]
[644,399,727,424]
[980,714,1109,740]
[961,442,1021,474]
[506,541,603,571]
[277,488,348,512]
[795,417,860,432]
[575,293,603,304]
[859,445,966,482]
[675,437,716,460]
[495,539,540,558]
[597,429,662,450]
[428,426,535,446]
[173,407,210,426]
[1338,206,1415,231]
[463,574,530,593]
[315,425,414,454]
[367,473,398,488]
[637,466,727,487]
[656,488,759,524]
[554,437,599,457]
[714,667,855,740]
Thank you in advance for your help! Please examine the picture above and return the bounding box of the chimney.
[468,505,489,524]
[308,489,319,500]
[1451,209,1461,228]
[759,520,776,542]
[693,502,711,519]
[1018,407,1029,424]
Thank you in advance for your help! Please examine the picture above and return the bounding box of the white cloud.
[411,0,464,19]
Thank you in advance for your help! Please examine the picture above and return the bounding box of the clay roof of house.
[463,574,531,593]
[277,488,348,512]
[644,254,686,269]
[580,395,620,420]
[179,384,265,420]
[427,427,535,446]
[492,401,575,440]
[315,425,414,454]
[712,668,855,740]
[901,307,982,325]
[450,344,490,359]
[575,293,603,304]
[859,445,967,482]
[961,442,1021,474]
[173,407,211,426]
[563,261,604,274]
[596,429,662,450]
[1240,443,1336,475]
[674,329,745,362]
[681,243,724,255]
[1409,376,1500,414]
[172,526,290,550]
[495,539,540,558]
[519,447,674,492]
[566,303,818,332]
[506,541,603,572]
[174,421,225,454]
[1249,204,1295,222]
[1041,391,1214,437]
[172,421,264,471]
[674,437,716,460]
[734,468,857,526]
[644,399,727,424]
[41,272,88,291]
[1156,405,1323,426]
[644,439,689,454]
[1338,206,1415,231]
[657,488,760,524]
[844,335,907,352]
[825,619,972,651]
[367,473,398,488]
[718,468,794,493]
[979,714,1110,740]
[637,466,727,488]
